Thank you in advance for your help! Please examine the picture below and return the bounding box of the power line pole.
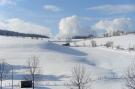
[11,66,13,89]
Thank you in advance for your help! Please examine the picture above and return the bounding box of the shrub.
[105,41,113,48]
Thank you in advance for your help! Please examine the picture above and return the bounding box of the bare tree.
[91,40,97,47]
[125,62,135,89]
[0,59,10,89]
[24,56,41,89]
[68,64,92,89]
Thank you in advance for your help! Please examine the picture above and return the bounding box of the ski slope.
[0,35,135,89]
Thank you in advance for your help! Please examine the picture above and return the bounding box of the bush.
[128,45,135,51]
[116,45,120,49]
[128,47,134,51]
[105,41,113,48]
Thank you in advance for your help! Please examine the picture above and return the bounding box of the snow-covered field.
[71,34,135,49]
[0,35,135,89]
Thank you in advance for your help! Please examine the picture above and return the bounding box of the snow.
[0,35,135,89]
[70,34,135,49]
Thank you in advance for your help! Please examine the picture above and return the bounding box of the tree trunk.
[0,73,2,89]
[1,80,2,89]
[32,75,34,89]
[78,84,81,89]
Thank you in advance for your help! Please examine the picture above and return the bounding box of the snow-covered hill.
[0,35,135,89]
[71,34,135,49]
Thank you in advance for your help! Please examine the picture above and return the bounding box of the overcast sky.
[0,0,135,38]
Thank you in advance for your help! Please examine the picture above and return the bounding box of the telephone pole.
[11,66,13,89]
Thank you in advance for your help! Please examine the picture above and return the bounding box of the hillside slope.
[0,35,135,89]
[71,34,135,49]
